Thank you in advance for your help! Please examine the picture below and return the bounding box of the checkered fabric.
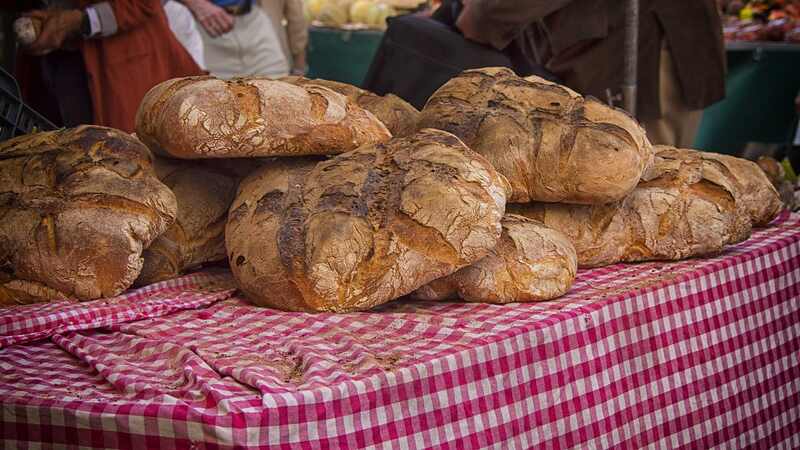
[1,212,799,449]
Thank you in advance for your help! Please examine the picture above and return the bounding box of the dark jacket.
[472,0,726,120]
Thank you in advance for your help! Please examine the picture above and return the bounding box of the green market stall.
[306,26,384,86]
[694,42,800,154]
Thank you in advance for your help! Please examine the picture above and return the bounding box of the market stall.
[2,18,799,446]
[697,1,800,153]
[307,27,383,86]
[1,212,798,448]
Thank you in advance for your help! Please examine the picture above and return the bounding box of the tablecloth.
[1,212,799,449]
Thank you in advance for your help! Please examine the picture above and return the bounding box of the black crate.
[0,67,55,141]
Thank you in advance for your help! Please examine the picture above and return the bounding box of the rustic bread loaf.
[0,126,177,300]
[226,129,508,312]
[691,151,782,226]
[135,76,391,159]
[510,147,752,267]
[651,147,782,227]
[282,76,420,137]
[412,214,577,304]
[135,158,240,285]
[418,67,653,204]
[0,272,68,306]
[756,156,797,211]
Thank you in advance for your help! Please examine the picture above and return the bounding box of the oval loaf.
[412,214,577,304]
[225,129,508,312]
[419,67,653,204]
[135,76,391,159]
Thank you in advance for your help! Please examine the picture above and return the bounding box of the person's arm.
[457,0,575,50]
[179,0,235,37]
[284,0,308,74]
[24,0,166,56]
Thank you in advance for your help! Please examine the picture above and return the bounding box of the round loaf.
[418,67,653,204]
[282,76,420,137]
[510,147,753,267]
[412,214,577,304]
[135,76,391,159]
[0,126,177,300]
[226,129,508,312]
[136,158,240,285]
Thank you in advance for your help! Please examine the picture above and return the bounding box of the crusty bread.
[412,214,576,304]
[510,147,753,267]
[135,158,240,285]
[282,76,420,137]
[418,67,653,204]
[135,76,391,159]
[0,126,177,300]
[0,272,68,306]
[684,150,782,226]
[225,129,508,312]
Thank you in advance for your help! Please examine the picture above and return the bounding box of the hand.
[183,0,234,37]
[455,0,488,44]
[24,9,83,56]
[291,52,307,75]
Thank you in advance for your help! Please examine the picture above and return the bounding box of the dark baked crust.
[0,126,177,300]
[135,76,392,159]
[225,129,508,312]
[418,67,653,204]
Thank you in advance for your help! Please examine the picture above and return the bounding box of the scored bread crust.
[135,76,391,159]
[510,147,755,267]
[225,129,508,312]
[654,147,782,227]
[0,126,177,300]
[282,76,420,138]
[418,67,653,204]
[135,158,240,285]
[412,214,577,304]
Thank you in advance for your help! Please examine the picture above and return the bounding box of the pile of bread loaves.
[0,68,783,311]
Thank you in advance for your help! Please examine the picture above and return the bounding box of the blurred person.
[259,0,308,76]
[14,1,203,132]
[164,0,206,69]
[455,0,726,148]
[180,0,289,78]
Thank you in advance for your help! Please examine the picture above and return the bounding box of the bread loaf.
[510,147,752,267]
[418,67,653,204]
[0,126,177,300]
[135,76,391,159]
[0,272,68,306]
[685,150,782,226]
[756,156,797,211]
[226,129,508,312]
[282,76,420,137]
[412,214,576,304]
[135,158,240,285]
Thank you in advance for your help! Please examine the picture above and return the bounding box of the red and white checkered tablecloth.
[1,212,799,449]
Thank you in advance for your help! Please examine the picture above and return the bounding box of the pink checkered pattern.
[1,212,799,449]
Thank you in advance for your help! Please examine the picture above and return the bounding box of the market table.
[2,212,799,449]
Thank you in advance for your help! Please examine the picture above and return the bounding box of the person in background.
[180,0,289,78]
[14,1,202,132]
[455,0,726,148]
[259,0,308,76]
[164,0,206,69]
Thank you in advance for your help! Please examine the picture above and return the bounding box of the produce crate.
[306,26,383,86]
[0,67,55,141]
